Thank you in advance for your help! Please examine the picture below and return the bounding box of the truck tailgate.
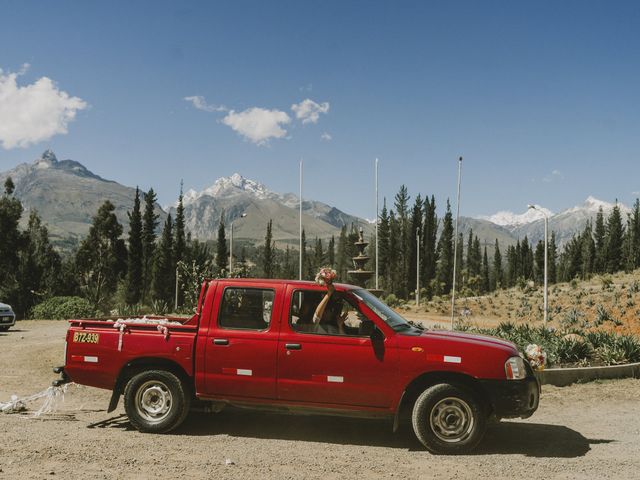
[64,319,197,390]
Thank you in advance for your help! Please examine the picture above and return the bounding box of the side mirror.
[360,319,375,336]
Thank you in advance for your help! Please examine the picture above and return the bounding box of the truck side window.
[290,290,368,336]
[218,288,275,331]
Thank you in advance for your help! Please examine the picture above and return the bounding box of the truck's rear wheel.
[123,370,191,433]
[411,383,486,454]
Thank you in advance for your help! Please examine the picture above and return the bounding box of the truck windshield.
[350,289,414,332]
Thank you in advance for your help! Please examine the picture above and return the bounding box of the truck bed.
[64,317,198,391]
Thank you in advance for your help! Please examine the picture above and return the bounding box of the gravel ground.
[1,320,639,480]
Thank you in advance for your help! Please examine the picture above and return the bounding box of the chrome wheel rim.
[135,380,173,423]
[429,396,474,443]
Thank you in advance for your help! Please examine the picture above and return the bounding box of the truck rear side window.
[218,288,275,331]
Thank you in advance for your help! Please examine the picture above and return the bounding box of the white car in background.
[0,302,16,331]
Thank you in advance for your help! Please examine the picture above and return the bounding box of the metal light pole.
[451,156,463,330]
[229,213,247,277]
[416,230,421,307]
[299,159,303,280]
[528,205,549,328]
[375,158,379,290]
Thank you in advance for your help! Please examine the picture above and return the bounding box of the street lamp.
[528,204,549,328]
[451,157,463,330]
[229,213,247,277]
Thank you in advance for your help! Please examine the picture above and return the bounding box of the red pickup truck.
[55,279,539,454]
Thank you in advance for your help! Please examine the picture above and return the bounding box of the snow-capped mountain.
[169,173,371,242]
[479,205,554,228]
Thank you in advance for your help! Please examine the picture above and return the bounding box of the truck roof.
[210,278,360,290]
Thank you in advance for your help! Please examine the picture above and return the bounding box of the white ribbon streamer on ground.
[0,383,74,416]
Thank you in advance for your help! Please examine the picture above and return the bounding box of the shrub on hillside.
[31,296,95,320]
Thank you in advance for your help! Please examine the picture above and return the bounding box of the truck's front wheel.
[123,370,191,433]
[411,383,486,454]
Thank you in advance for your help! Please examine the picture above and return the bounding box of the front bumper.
[479,374,540,419]
[0,312,16,328]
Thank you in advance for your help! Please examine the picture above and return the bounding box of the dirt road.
[1,320,639,479]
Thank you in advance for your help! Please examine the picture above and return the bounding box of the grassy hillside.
[404,269,640,336]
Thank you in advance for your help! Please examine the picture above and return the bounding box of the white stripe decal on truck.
[84,356,98,363]
[444,356,462,364]
[237,369,253,376]
[327,376,344,383]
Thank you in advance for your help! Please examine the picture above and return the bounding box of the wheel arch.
[108,357,193,413]
[394,371,491,431]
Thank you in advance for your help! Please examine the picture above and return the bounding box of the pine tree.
[506,244,517,287]
[394,185,410,298]
[435,200,454,294]
[548,232,557,284]
[378,199,390,279]
[580,221,596,278]
[594,207,606,273]
[125,187,143,304]
[605,203,624,273]
[141,188,159,301]
[173,182,187,305]
[422,195,438,295]
[534,240,545,285]
[336,226,348,281]
[152,214,175,304]
[76,201,127,309]
[301,228,309,279]
[314,237,324,270]
[216,211,228,274]
[492,239,503,290]
[629,199,640,269]
[481,247,490,293]
[408,194,423,295]
[388,211,401,294]
[328,235,336,267]
[262,220,275,278]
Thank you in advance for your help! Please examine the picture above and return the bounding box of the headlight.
[505,356,527,380]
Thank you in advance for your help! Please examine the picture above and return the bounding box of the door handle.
[285,343,302,350]
[213,338,229,345]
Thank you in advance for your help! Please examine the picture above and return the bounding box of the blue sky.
[1,0,639,219]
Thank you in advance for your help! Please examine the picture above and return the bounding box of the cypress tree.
[388,211,401,294]
[394,185,410,298]
[492,239,503,290]
[605,203,624,273]
[594,207,606,273]
[262,219,275,278]
[548,231,557,284]
[125,187,143,304]
[173,183,186,305]
[422,195,438,294]
[408,194,423,295]
[629,199,640,269]
[435,200,454,294]
[314,237,324,270]
[534,240,545,285]
[216,211,228,274]
[301,228,309,279]
[141,188,159,301]
[328,235,336,268]
[152,214,175,304]
[378,199,390,278]
[481,246,490,293]
[336,226,348,281]
[580,221,596,278]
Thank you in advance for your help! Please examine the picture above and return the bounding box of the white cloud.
[184,95,227,112]
[0,65,87,149]
[320,132,332,141]
[543,169,564,183]
[291,98,329,124]
[222,107,291,145]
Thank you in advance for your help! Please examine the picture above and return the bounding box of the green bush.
[31,296,95,320]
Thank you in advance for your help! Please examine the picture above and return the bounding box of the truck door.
[202,284,281,400]
[276,287,398,408]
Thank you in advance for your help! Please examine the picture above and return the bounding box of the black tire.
[0,326,9,332]
[411,383,486,454]
[123,370,191,433]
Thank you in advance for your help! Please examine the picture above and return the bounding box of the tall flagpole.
[299,159,303,280]
[375,158,379,290]
[450,156,463,330]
